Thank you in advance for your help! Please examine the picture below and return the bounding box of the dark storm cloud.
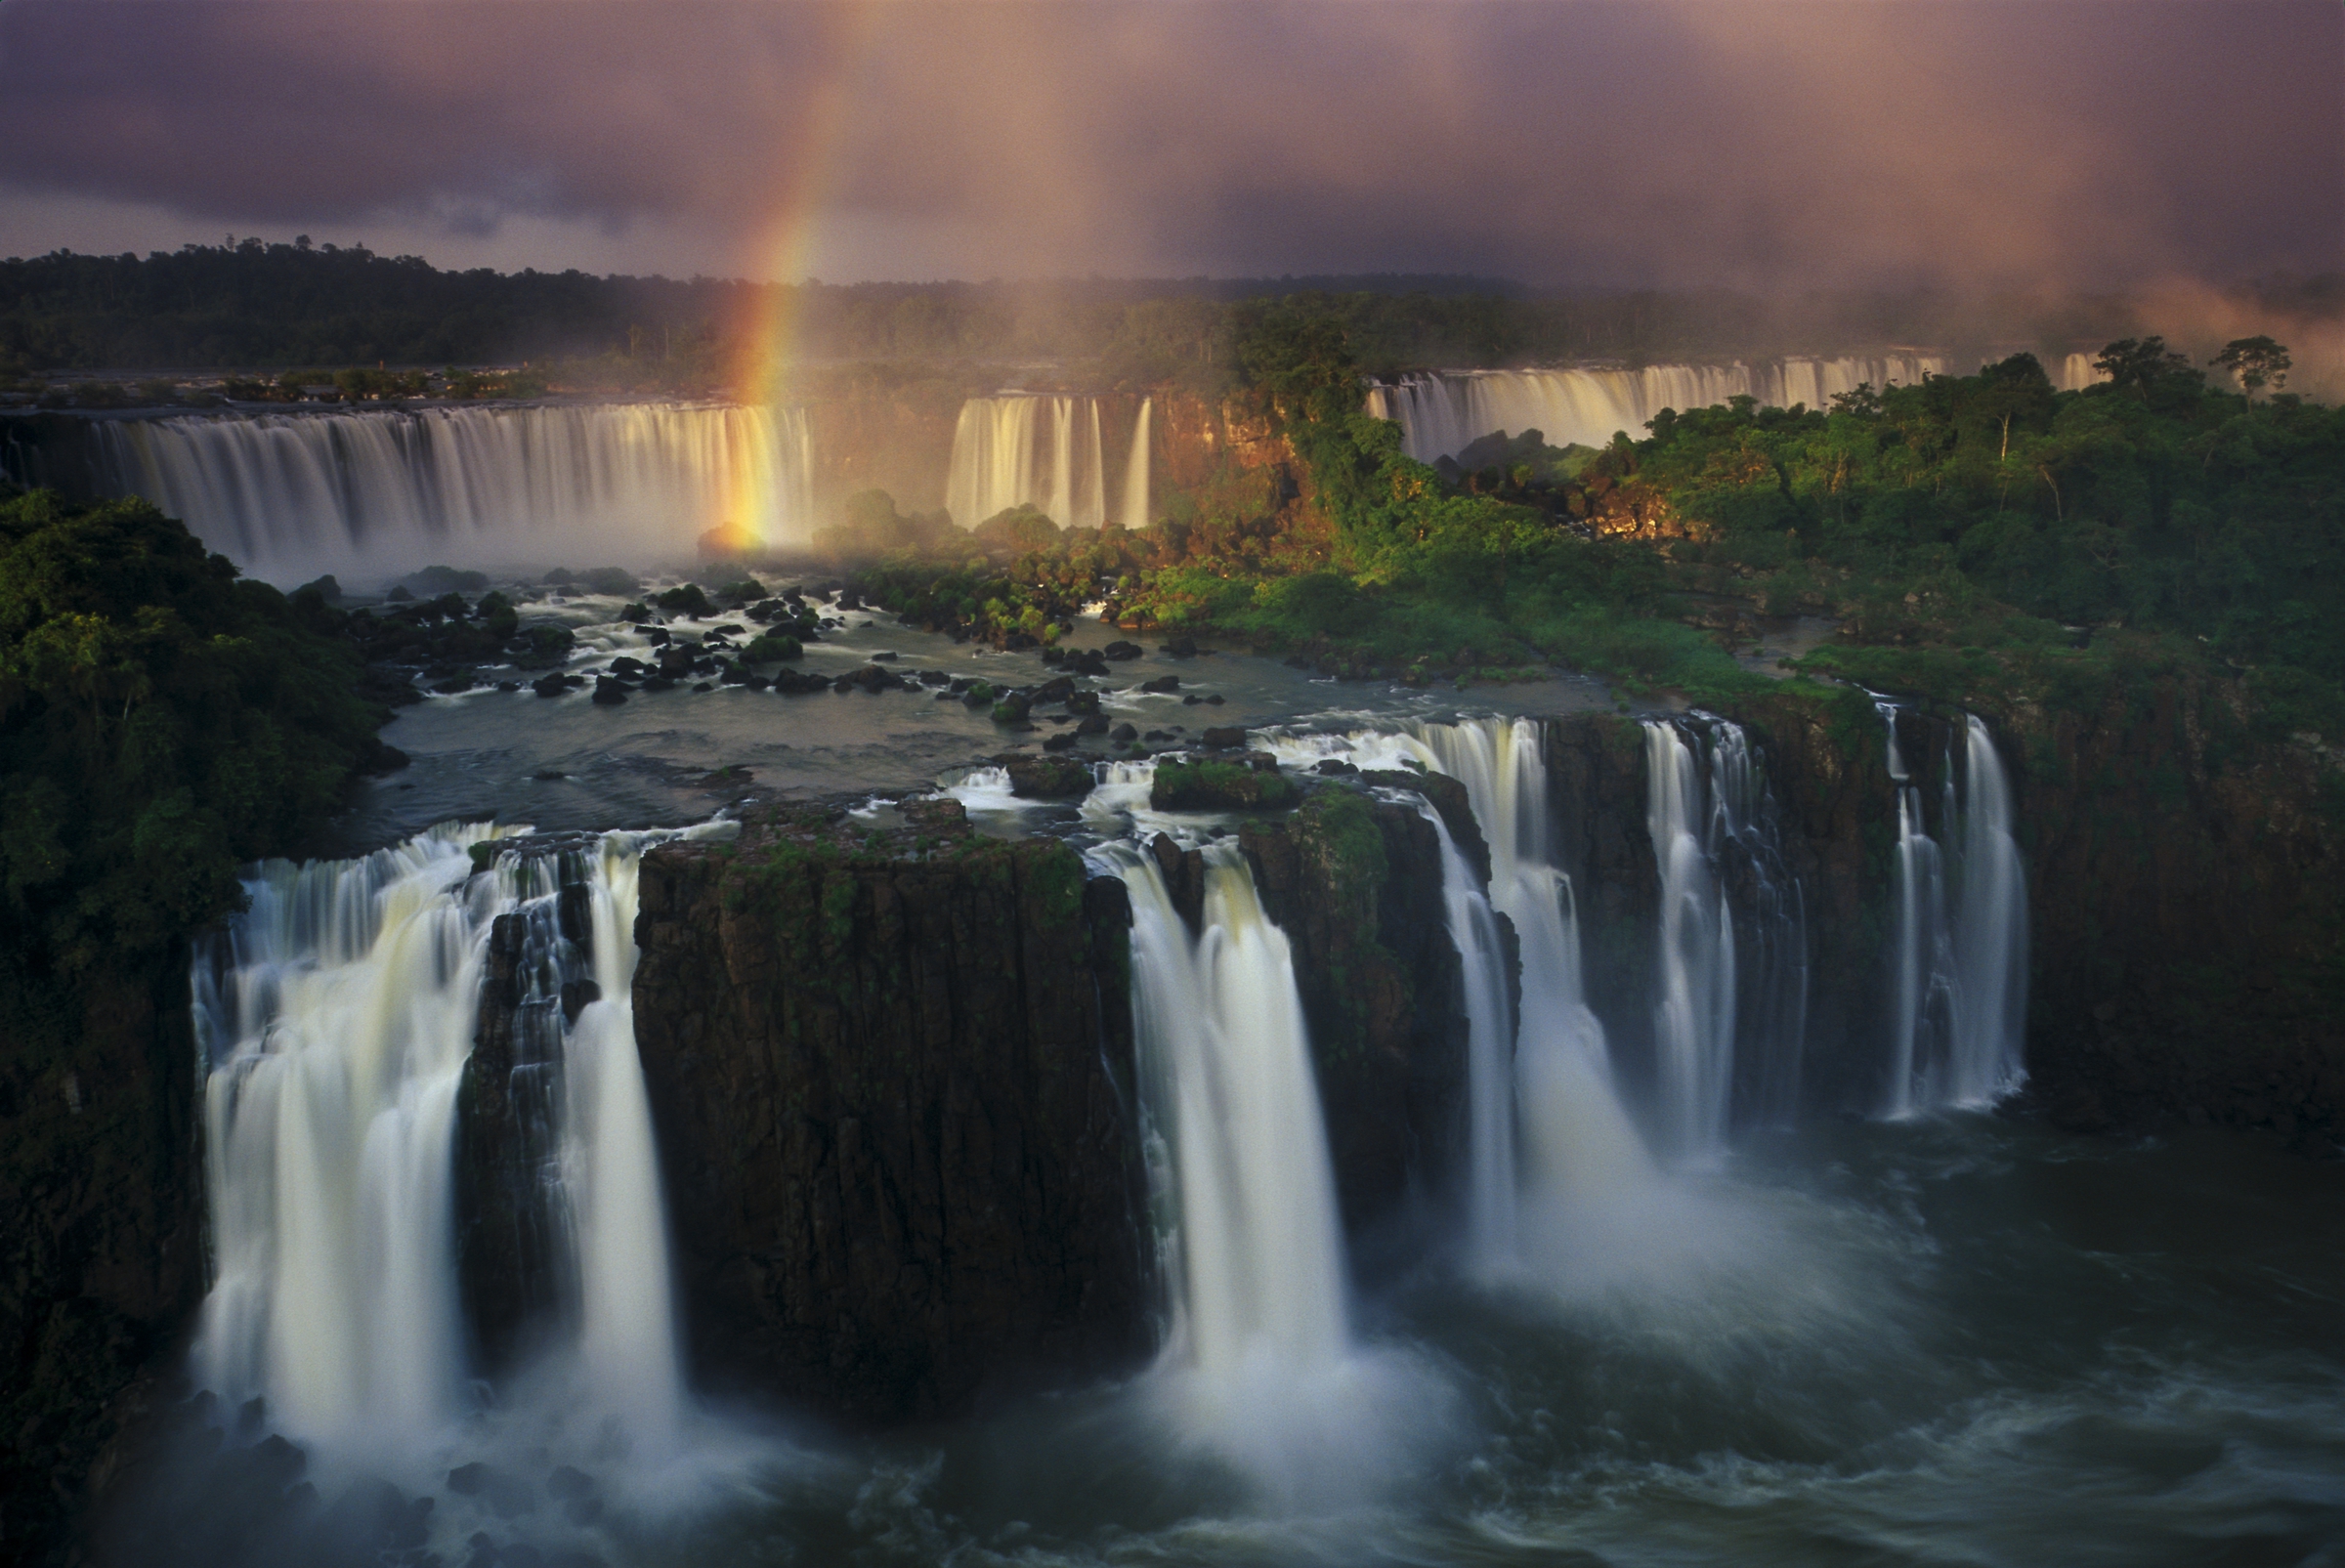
[0,0,2336,287]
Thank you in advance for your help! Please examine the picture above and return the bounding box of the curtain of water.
[1119,399,1152,530]
[947,394,1121,529]
[98,403,816,576]
[1877,704,2030,1114]
[190,822,713,1461]
[1366,356,1946,463]
[1645,721,1738,1161]
[1109,844,1351,1381]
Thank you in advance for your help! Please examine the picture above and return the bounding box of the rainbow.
[707,2,892,555]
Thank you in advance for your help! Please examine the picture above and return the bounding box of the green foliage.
[739,632,803,664]
[1149,759,1300,812]
[0,491,384,971]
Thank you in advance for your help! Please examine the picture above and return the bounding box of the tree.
[2093,336,2199,398]
[2212,335,2291,401]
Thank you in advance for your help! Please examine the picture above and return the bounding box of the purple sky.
[1,0,2336,289]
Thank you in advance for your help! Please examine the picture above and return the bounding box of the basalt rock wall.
[1240,785,1474,1236]
[628,800,1152,1422]
[2000,679,2344,1147]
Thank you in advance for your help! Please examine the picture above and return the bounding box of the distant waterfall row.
[190,822,725,1458]
[97,403,816,576]
[946,395,1151,530]
[1366,356,1948,462]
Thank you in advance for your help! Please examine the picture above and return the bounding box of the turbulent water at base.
[1364,356,1946,462]
[946,395,1148,529]
[190,821,725,1466]
[1879,705,2031,1116]
[95,403,816,577]
[1105,842,1440,1503]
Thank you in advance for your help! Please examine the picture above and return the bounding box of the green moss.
[1151,759,1300,812]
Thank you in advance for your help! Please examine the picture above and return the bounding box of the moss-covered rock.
[1149,754,1300,812]
[628,801,1151,1421]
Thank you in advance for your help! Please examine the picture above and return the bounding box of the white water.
[1259,720,1654,1248]
[2055,352,2105,392]
[946,395,1147,530]
[190,821,720,1463]
[1108,842,1440,1498]
[1409,799,1521,1263]
[97,403,816,580]
[1120,397,1152,530]
[1365,356,1945,462]
[1644,722,1738,1162]
[1878,706,2030,1114]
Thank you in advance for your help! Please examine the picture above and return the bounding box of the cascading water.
[1364,355,1946,463]
[1409,722,1654,1226]
[189,820,721,1463]
[1104,838,1438,1497]
[2055,351,2105,392]
[1877,704,2030,1115]
[1260,719,1654,1246]
[96,403,816,578]
[1119,397,1152,530]
[946,394,1145,529]
[1644,722,1738,1161]
[1402,797,1520,1263]
[945,396,1040,530]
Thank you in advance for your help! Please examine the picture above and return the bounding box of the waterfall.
[1119,398,1152,530]
[189,821,717,1460]
[1046,398,1076,527]
[1706,724,1811,1126]
[1104,841,1448,1498]
[945,394,1118,528]
[945,396,1039,530]
[1645,722,1738,1162]
[2055,352,2105,392]
[1408,800,1520,1263]
[1259,719,1654,1237]
[1364,355,1946,462]
[1877,704,2029,1114]
[95,403,817,578]
[1114,844,1350,1379]
[1409,721,1652,1225]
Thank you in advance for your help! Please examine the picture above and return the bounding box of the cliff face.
[2005,680,2343,1147]
[1239,785,1473,1234]
[628,800,1151,1422]
[0,954,205,1565]
[1714,680,2345,1146]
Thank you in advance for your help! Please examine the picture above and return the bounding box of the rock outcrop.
[628,799,1151,1421]
[1240,786,1473,1234]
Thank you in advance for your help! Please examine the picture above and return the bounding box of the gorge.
[6,326,2342,1568]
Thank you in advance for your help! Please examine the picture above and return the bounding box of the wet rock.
[1103,640,1143,660]
[1076,714,1109,736]
[1138,675,1180,694]
[999,751,1093,796]
[1148,754,1299,812]
[590,677,628,705]
[1200,726,1248,749]
[1109,722,1137,742]
[629,808,1150,1421]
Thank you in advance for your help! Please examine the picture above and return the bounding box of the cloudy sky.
[1,0,2336,290]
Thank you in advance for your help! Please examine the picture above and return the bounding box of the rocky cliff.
[1238,784,1476,1235]
[628,798,1151,1421]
